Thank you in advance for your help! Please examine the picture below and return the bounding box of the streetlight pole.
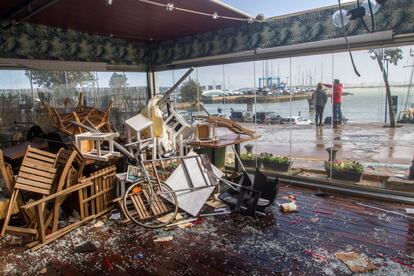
[384,58,389,124]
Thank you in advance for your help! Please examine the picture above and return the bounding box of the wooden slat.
[16,177,53,189]
[83,187,89,218]
[36,203,46,244]
[4,226,37,235]
[28,147,57,158]
[19,172,54,185]
[26,152,56,164]
[154,197,168,214]
[21,163,56,174]
[15,183,51,195]
[130,194,150,219]
[24,157,54,168]
[20,166,56,178]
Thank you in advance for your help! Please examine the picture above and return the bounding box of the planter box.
[262,161,292,172]
[241,160,256,168]
[326,169,363,182]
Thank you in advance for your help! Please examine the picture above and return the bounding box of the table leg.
[235,143,241,172]
[211,148,216,165]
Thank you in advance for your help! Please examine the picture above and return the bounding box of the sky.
[221,0,355,18]
[0,0,413,90]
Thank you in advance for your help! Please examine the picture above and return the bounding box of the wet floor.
[231,123,414,176]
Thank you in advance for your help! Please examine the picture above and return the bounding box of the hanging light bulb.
[361,0,381,15]
[106,0,113,5]
[212,12,219,20]
[332,9,350,28]
[166,3,174,12]
[247,17,254,24]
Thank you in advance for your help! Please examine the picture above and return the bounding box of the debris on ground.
[280,202,297,212]
[109,213,121,220]
[153,236,174,242]
[310,216,319,223]
[314,190,331,197]
[304,250,326,262]
[133,253,145,260]
[335,251,377,273]
[73,242,97,253]
[93,220,105,228]
[389,257,414,270]
[206,200,226,209]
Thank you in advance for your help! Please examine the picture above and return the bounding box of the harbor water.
[203,87,411,123]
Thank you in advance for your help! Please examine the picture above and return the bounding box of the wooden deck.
[1,183,414,275]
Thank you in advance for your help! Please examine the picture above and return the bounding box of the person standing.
[324,79,343,126]
[312,83,328,126]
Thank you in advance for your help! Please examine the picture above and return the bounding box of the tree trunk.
[375,53,396,128]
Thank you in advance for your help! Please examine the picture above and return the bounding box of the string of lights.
[106,0,264,24]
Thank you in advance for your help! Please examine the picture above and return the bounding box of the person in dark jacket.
[312,83,328,126]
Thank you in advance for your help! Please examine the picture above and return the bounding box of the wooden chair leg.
[36,203,46,244]
[1,189,19,236]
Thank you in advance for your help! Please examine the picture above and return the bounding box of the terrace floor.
[233,123,414,177]
[1,183,414,275]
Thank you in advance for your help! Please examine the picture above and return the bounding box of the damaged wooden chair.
[1,146,61,237]
[19,165,116,251]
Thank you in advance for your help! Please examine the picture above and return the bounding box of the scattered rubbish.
[335,251,377,273]
[133,253,145,260]
[376,252,384,258]
[74,241,97,253]
[280,202,297,212]
[191,218,204,225]
[314,190,330,197]
[153,236,174,242]
[304,250,326,261]
[356,202,414,219]
[406,208,414,214]
[157,212,183,224]
[167,218,198,228]
[289,218,304,225]
[287,195,296,201]
[214,207,229,213]
[200,211,231,217]
[104,256,113,272]
[313,210,334,216]
[310,217,319,223]
[389,256,414,270]
[109,213,121,220]
[178,222,194,229]
[39,268,48,274]
[94,220,105,228]
[206,200,226,209]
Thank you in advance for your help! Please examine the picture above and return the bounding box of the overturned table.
[188,133,260,171]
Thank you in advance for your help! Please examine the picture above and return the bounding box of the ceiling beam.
[2,0,39,19]
[18,0,62,22]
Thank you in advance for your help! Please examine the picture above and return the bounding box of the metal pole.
[385,59,388,124]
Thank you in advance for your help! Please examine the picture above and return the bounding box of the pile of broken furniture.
[0,69,277,251]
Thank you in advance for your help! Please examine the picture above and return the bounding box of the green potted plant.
[325,160,364,182]
[240,152,256,168]
[259,153,292,172]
